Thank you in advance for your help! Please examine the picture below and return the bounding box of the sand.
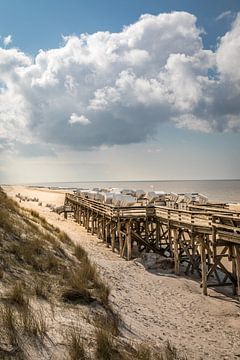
[3,185,240,360]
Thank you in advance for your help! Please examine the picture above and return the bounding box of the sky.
[0,0,240,183]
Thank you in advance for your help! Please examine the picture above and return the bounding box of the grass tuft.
[74,244,87,261]
[6,282,30,308]
[58,231,72,245]
[93,311,120,337]
[95,329,115,360]
[66,327,89,360]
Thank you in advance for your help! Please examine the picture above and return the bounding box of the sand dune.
[3,185,240,360]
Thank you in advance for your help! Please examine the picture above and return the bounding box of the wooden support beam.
[168,222,173,257]
[126,220,132,261]
[173,229,180,275]
[102,217,106,242]
[235,246,240,299]
[111,222,116,252]
[118,220,123,256]
[230,246,237,295]
[200,236,208,296]
[156,221,160,249]
[106,222,110,247]
[212,224,217,260]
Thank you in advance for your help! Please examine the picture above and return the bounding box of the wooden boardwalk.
[63,193,240,297]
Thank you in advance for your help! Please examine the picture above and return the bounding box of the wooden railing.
[65,193,240,239]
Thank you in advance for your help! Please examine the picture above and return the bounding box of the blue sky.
[0,0,238,53]
[0,0,240,182]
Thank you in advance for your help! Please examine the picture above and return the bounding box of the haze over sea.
[31,180,240,204]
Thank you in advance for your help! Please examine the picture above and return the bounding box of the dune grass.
[66,327,90,360]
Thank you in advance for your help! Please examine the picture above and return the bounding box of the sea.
[31,179,240,204]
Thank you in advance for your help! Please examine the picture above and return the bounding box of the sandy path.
[3,185,240,360]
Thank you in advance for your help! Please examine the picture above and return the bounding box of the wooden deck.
[63,193,240,297]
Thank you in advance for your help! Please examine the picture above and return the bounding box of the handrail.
[65,193,240,231]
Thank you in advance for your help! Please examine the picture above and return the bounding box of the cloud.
[0,11,240,154]
[216,11,231,21]
[216,14,240,81]
[69,113,90,125]
[3,35,12,47]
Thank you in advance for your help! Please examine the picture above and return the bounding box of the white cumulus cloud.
[69,113,90,125]
[0,11,239,154]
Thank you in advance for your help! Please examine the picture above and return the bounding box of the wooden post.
[111,222,116,252]
[191,232,196,274]
[126,220,132,261]
[145,216,149,243]
[83,209,86,227]
[156,220,160,250]
[97,216,101,239]
[235,246,240,299]
[212,223,217,261]
[168,222,173,257]
[102,217,106,242]
[118,220,123,256]
[106,222,110,247]
[231,246,237,295]
[91,214,95,235]
[200,236,208,296]
[173,229,180,275]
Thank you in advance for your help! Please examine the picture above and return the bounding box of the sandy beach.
[3,185,240,360]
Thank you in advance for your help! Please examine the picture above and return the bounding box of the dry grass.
[134,344,153,360]
[62,267,94,304]
[9,235,63,274]
[30,209,40,218]
[61,255,110,307]
[58,231,73,245]
[6,282,30,308]
[33,276,51,300]
[0,208,16,234]
[19,306,48,339]
[93,311,120,337]
[66,327,89,360]
[74,244,88,261]
[0,304,19,346]
[131,341,187,360]
[95,329,115,360]
[0,302,48,343]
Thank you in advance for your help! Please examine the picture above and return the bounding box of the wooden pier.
[63,193,240,297]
